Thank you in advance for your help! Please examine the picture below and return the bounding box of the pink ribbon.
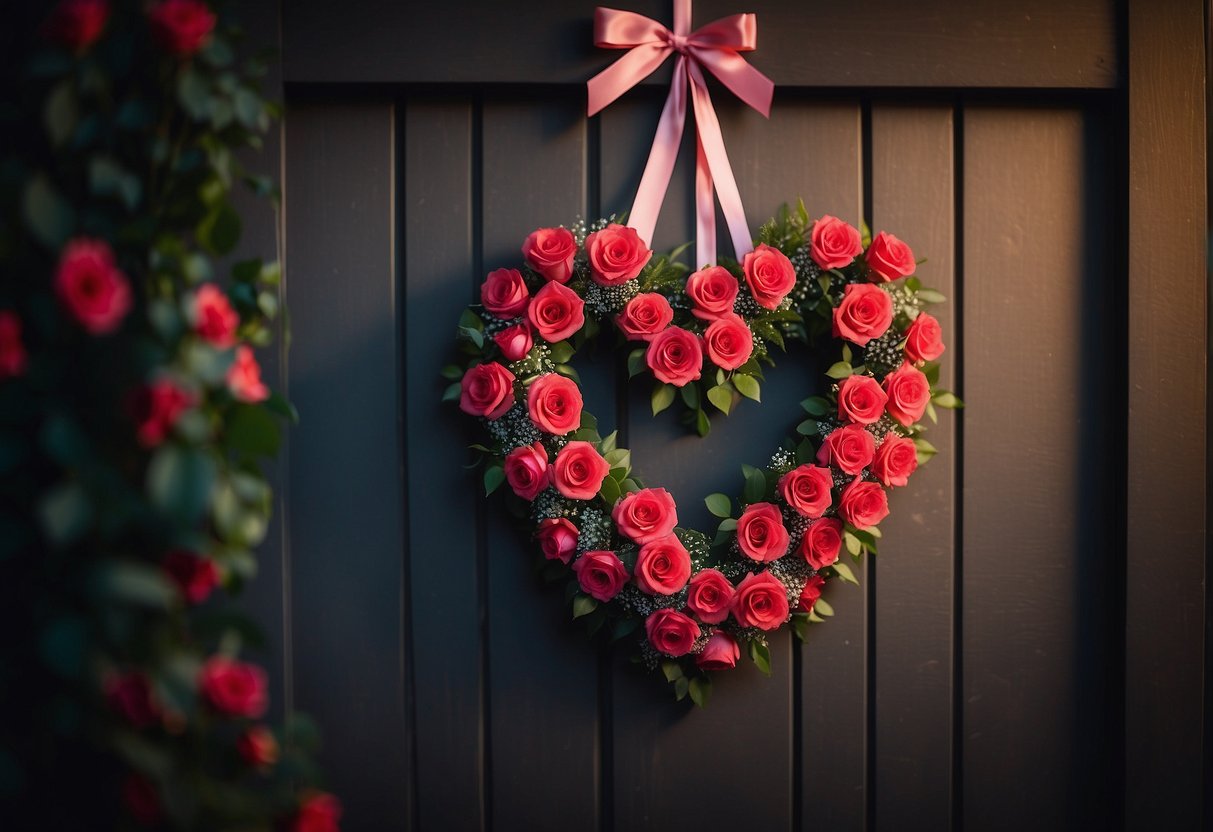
[588,0,774,267]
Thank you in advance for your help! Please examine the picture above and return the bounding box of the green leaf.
[661,660,684,682]
[89,156,142,210]
[801,396,831,416]
[651,382,676,415]
[604,449,631,470]
[843,530,863,557]
[914,437,938,465]
[825,362,853,380]
[233,87,262,129]
[147,446,216,524]
[627,348,647,378]
[916,288,947,304]
[91,560,177,610]
[197,203,242,256]
[459,309,484,331]
[796,419,820,436]
[227,404,281,457]
[706,384,733,415]
[748,640,772,676]
[38,482,92,547]
[572,594,598,619]
[440,364,463,380]
[831,561,859,585]
[733,374,761,402]
[717,518,738,532]
[680,382,700,410]
[23,174,74,249]
[705,493,732,518]
[600,430,618,454]
[842,343,853,364]
[442,382,461,402]
[44,80,77,146]
[742,468,766,504]
[932,391,964,409]
[599,474,622,506]
[688,676,712,708]
[922,361,941,386]
[549,341,575,364]
[815,598,835,617]
[177,68,211,120]
[695,408,710,437]
[612,617,641,642]
[674,677,690,700]
[484,465,505,496]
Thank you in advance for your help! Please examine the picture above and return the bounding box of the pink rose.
[905,312,946,363]
[686,568,735,624]
[54,238,131,335]
[162,550,219,604]
[685,265,739,320]
[798,574,826,613]
[526,373,582,435]
[503,441,550,500]
[634,534,692,595]
[105,671,160,728]
[817,423,875,475]
[778,464,833,519]
[736,502,790,562]
[872,434,918,487]
[237,725,279,770]
[742,243,796,310]
[838,478,889,530]
[882,362,931,426]
[837,374,888,425]
[703,312,754,371]
[615,293,673,341]
[199,657,268,718]
[798,517,842,570]
[731,571,790,631]
[481,268,530,319]
[865,231,916,282]
[0,311,26,379]
[527,280,585,342]
[552,440,610,500]
[572,550,629,602]
[134,379,195,447]
[584,223,652,286]
[832,283,894,347]
[226,345,269,403]
[522,226,577,283]
[493,323,533,361]
[645,326,702,387]
[44,0,109,52]
[612,487,678,544]
[535,518,578,564]
[190,284,238,348]
[696,631,741,671]
[809,215,863,270]
[459,361,516,420]
[293,792,342,832]
[645,608,701,657]
[149,0,215,56]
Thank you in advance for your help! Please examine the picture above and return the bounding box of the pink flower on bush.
[832,283,893,347]
[731,571,790,630]
[645,326,702,387]
[685,265,738,320]
[552,441,610,500]
[645,608,700,657]
[686,568,735,624]
[199,656,268,718]
[584,223,652,286]
[809,215,863,270]
[163,550,220,604]
[535,518,578,564]
[526,373,582,435]
[703,312,753,371]
[149,0,216,57]
[227,345,269,403]
[480,268,530,319]
[615,293,673,341]
[503,441,549,501]
[190,284,239,347]
[611,487,677,544]
[292,792,343,832]
[135,379,195,447]
[0,311,27,379]
[736,502,790,562]
[798,517,842,570]
[521,226,577,283]
[865,231,916,282]
[54,238,131,335]
[777,464,832,519]
[527,280,585,342]
[742,244,796,309]
[44,0,109,51]
[105,671,160,728]
[493,323,533,362]
[634,534,692,595]
[459,362,515,420]
[237,725,279,770]
[572,550,629,602]
[696,631,740,671]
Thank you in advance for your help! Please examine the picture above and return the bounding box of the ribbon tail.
[627,57,688,249]
[694,134,715,268]
[687,62,753,260]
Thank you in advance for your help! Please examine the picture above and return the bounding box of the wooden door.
[235,1,1209,830]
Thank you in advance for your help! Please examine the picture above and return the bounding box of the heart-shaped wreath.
[443,204,959,705]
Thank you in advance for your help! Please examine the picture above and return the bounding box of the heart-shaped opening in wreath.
[445,205,959,705]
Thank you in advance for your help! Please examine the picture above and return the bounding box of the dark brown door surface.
[235,1,1208,830]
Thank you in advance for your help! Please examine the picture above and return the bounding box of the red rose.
[535,517,578,564]
[703,312,754,371]
[227,345,269,403]
[645,608,701,657]
[615,293,673,341]
[54,238,131,335]
[731,571,790,630]
[149,0,216,56]
[526,373,582,435]
[105,671,160,728]
[199,656,268,718]
[696,631,740,671]
[0,311,26,379]
[122,773,161,827]
[493,323,533,362]
[809,215,863,270]
[836,374,888,425]
[832,283,893,347]
[798,574,826,613]
[736,502,790,562]
[778,464,832,519]
[882,362,931,426]
[584,223,652,286]
[522,226,577,283]
[798,517,842,570]
[611,487,678,544]
[481,268,530,319]
[742,243,796,310]
[904,312,946,363]
[293,792,342,832]
[572,550,629,602]
[163,550,220,604]
[237,725,279,770]
[44,0,109,51]
[634,534,692,595]
[527,280,585,343]
[552,440,610,500]
[135,379,195,447]
[190,284,238,348]
[685,265,739,320]
[645,326,702,387]
[686,568,735,624]
[459,362,515,420]
[817,423,875,475]
[838,477,889,530]
[865,231,916,282]
[503,441,550,500]
[872,434,918,487]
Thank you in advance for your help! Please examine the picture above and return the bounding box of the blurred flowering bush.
[0,1,337,828]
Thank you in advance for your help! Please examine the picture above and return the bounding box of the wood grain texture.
[282,101,411,829]
[1125,0,1207,828]
[403,100,483,832]
[281,0,1117,90]
[869,103,955,832]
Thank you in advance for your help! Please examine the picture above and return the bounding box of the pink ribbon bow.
[588,0,774,267]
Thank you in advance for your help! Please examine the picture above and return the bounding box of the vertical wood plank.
[283,101,410,828]
[403,99,483,832]
[869,104,956,832]
[1125,1,1207,828]
[961,105,1117,831]
[480,96,602,831]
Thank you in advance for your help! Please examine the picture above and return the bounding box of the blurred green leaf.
[22,174,74,249]
[572,594,598,619]
[91,560,177,610]
[227,404,281,457]
[44,80,76,146]
[147,446,216,524]
[38,482,92,547]
[177,68,211,120]
[197,202,242,255]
